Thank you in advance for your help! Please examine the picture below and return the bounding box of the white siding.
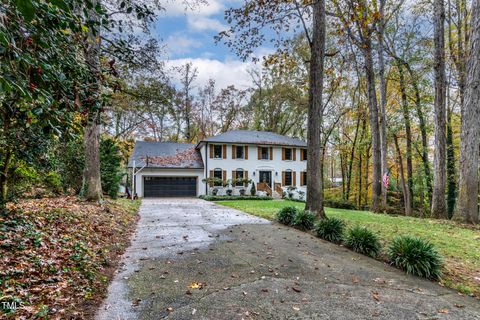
[201,143,307,194]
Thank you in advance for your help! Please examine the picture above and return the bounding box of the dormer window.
[213,145,222,158]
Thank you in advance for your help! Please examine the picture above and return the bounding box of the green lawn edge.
[215,199,480,298]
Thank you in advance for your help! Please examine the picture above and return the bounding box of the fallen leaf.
[372,291,380,302]
[292,287,302,293]
[438,309,449,314]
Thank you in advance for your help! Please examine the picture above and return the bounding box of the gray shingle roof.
[199,130,306,147]
[128,141,204,169]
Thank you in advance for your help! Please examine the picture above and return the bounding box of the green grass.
[218,199,480,297]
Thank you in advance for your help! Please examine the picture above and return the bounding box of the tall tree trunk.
[82,0,102,201]
[0,149,12,208]
[453,0,480,224]
[364,144,371,207]
[305,0,327,219]
[346,112,361,200]
[446,95,457,218]
[398,65,413,216]
[405,63,432,210]
[83,117,102,200]
[377,0,388,209]
[393,134,408,212]
[362,41,382,212]
[431,0,448,218]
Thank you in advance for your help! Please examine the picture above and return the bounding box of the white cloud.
[187,15,227,32]
[165,57,256,90]
[165,33,203,55]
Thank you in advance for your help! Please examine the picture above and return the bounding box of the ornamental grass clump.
[276,206,299,225]
[314,217,345,243]
[291,210,316,230]
[388,235,443,280]
[344,226,381,258]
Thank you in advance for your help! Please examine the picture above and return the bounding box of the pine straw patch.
[1,196,140,319]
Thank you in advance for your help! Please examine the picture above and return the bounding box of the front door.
[259,171,272,188]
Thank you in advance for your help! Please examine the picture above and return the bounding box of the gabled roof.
[128,141,204,169]
[198,130,307,147]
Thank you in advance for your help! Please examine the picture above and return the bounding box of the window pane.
[285,148,292,160]
[285,171,292,186]
[303,149,307,160]
[261,147,269,159]
[236,170,244,186]
[236,146,244,158]
[214,145,222,158]
[214,170,222,186]
[303,172,307,185]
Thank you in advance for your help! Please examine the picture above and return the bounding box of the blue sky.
[152,0,270,90]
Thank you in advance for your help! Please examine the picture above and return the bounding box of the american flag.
[382,173,389,189]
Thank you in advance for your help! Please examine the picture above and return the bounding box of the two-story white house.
[128,130,308,198]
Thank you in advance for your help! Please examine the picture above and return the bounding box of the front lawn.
[218,199,480,298]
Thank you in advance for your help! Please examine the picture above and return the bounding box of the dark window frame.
[235,169,244,186]
[302,171,307,186]
[236,145,244,159]
[213,169,223,186]
[213,145,222,158]
[285,170,293,186]
[302,149,307,161]
[261,147,269,160]
[285,148,293,160]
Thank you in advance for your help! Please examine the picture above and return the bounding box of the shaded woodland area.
[1,0,479,224]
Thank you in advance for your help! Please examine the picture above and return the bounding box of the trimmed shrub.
[388,236,443,280]
[211,188,219,196]
[323,199,357,210]
[226,189,233,196]
[239,188,246,196]
[276,206,299,225]
[344,226,381,258]
[291,210,316,230]
[314,217,345,243]
[250,183,256,196]
[199,195,272,201]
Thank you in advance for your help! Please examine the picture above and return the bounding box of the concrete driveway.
[96,198,479,320]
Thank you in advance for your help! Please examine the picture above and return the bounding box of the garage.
[143,176,197,197]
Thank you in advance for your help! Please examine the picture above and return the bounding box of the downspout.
[205,142,208,195]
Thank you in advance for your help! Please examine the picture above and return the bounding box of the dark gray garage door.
[143,177,197,197]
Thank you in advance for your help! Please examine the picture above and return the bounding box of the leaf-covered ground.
[1,196,140,319]
[218,199,480,299]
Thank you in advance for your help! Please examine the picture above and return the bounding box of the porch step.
[272,191,282,199]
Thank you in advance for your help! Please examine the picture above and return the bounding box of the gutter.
[205,142,208,195]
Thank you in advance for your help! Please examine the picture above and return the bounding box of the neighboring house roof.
[197,130,307,147]
[128,141,204,169]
